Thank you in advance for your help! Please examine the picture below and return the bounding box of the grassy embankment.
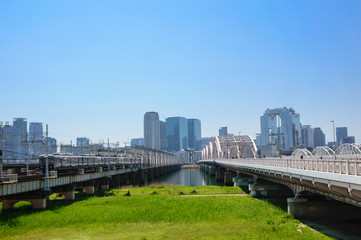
[0,185,330,240]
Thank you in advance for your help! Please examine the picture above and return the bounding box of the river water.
[153,167,223,186]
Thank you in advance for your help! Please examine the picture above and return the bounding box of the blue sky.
[1,0,360,145]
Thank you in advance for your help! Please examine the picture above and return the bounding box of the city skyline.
[1,1,360,145]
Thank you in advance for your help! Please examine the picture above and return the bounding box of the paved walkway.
[180,194,248,197]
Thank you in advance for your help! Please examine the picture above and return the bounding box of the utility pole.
[0,126,3,180]
[107,138,110,177]
[44,124,50,191]
[331,120,336,150]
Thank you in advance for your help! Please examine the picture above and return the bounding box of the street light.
[330,120,336,150]
[238,131,242,159]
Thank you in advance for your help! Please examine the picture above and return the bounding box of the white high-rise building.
[144,112,160,150]
[260,107,301,150]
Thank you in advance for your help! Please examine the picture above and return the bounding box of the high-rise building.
[313,127,326,147]
[187,119,201,150]
[77,137,90,147]
[260,107,301,150]
[340,136,355,144]
[219,127,227,136]
[201,137,214,149]
[144,112,160,150]
[131,138,144,147]
[336,127,348,145]
[45,137,57,154]
[166,117,188,152]
[159,121,167,151]
[13,118,28,159]
[301,125,314,149]
[29,122,43,157]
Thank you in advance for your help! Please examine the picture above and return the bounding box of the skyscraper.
[29,122,43,157]
[336,127,348,145]
[144,112,160,150]
[13,118,28,159]
[219,127,227,136]
[260,107,301,149]
[159,120,167,151]
[313,127,326,147]
[301,125,314,149]
[166,117,188,152]
[131,138,144,147]
[187,119,201,150]
[77,137,90,147]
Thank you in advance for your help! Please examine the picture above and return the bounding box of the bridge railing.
[216,155,361,176]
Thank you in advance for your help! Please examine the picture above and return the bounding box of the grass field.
[0,185,330,240]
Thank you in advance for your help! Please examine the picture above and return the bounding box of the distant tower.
[260,107,301,150]
[313,127,326,147]
[29,122,43,157]
[336,127,348,145]
[188,119,202,150]
[159,121,167,151]
[144,112,160,150]
[166,117,188,152]
[301,125,314,149]
[219,127,227,137]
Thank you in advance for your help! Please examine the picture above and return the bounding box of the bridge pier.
[224,171,235,186]
[215,167,224,181]
[233,176,253,187]
[53,184,76,200]
[99,176,111,190]
[77,180,95,195]
[287,196,361,220]
[2,189,50,211]
[249,180,293,198]
[148,169,154,181]
[208,166,216,176]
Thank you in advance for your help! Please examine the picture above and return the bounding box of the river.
[152,166,223,186]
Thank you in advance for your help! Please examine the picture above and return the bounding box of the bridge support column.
[287,196,361,219]
[128,172,137,185]
[83,186,95,195]
[224,171,235,186]
[249,181,293,198]
[233,176,253,187]
[54,184,76,200]
[100,177,111,190]
[77,180,95,195]
[137,170,146,186]
[148,169,154,181]
[215,167,224,181]
[208,166,216,176]
[2,189,50,211]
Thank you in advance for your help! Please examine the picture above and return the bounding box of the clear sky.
[1,0,360,146]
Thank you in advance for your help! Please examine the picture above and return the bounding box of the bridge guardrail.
[0,174,18,183]
[212,156,361,176]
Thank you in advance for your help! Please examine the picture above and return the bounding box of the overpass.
[199,136,361,217]
[0,149,182,211]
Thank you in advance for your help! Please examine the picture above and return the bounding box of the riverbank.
[0,185,329,240]
[181,164,200,169]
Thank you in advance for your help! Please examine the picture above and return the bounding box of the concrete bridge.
[200,136,361,218]
[0,150,182,211]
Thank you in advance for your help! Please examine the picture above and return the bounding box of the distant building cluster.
[0,118,57,160]
[140,112,202,153]
[257,107,356,157]
[60,137,105,155]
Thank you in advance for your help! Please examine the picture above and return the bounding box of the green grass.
[0,185,330,240]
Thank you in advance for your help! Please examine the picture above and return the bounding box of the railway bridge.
[0,149,182,211]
